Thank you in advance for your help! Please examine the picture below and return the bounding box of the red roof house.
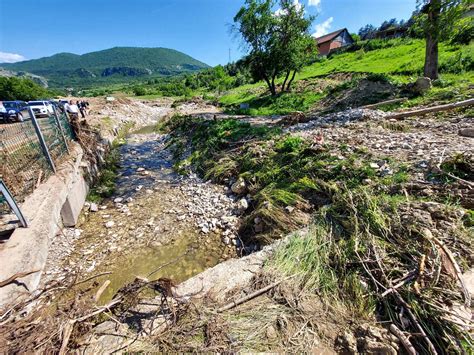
[314,28,355,55]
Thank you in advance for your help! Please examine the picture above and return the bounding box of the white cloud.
[312,17,333,37]
[308,0,321,7]
[0,52,26,63]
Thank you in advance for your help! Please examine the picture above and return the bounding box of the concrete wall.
[0,143,89,308]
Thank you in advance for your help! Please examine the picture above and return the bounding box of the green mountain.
[0,47,209,88]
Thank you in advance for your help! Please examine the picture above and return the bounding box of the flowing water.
[56,127,235,302]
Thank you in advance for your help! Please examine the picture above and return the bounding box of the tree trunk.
[281,70,291,92]
[271,74,277,96]
[424,0,440,80]
[263,76,276,96]
[286,70,297,92]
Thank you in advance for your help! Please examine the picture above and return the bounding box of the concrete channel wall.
[0,143,89,307]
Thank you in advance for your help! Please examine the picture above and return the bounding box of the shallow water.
[72,130,231,302]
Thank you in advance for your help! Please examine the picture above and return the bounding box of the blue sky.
[0,0,416,66]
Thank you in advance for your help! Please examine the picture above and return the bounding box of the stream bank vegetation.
[159,111,474,353]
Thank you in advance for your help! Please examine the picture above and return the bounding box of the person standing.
[65,100,79,119]
[79,101,87,118]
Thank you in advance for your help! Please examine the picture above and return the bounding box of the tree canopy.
[233,0,316,96]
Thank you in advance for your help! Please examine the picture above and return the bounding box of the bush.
[0,77,56,101]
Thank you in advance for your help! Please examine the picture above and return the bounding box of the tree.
[416,0,466,79]
[358,24,377,40]
[233,0,316,96]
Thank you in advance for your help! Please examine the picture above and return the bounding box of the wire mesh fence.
[0,111,75,215]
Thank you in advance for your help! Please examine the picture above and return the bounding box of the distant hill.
[0,47,209,88]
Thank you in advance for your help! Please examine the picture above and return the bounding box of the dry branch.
[361,97,408,109]
[0,270,40,288]
[388,98,474,120]
[217,277,290,313]
[389,324,417,355]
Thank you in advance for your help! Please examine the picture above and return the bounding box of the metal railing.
[0,107,75,211]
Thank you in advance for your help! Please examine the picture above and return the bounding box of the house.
[314,28,355,55]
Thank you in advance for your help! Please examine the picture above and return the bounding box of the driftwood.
[0,270,40,288]
[94,280,111,302]
[389,324,417,355]
[59,297,123,355]
[361,97,408,109]
[388,98,474,120]
[218,278,286,313]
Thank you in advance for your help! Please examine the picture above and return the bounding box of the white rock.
[90,203,99,212]
[114,197,124,203]
[105,221,115,228]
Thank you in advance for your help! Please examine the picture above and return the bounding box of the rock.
[136,167,145,172]
[266,325,278,340]
[237,198,249,212]
[369,163,379,169]
[337,331,358,354]
[105,221,115,229]
[114,197,124,203]
[285,206,295,214]
[413,77,432,94]
[231,177,247,195]
[459,128,474,138]
[90,203,99,212]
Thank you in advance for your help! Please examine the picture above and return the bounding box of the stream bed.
[43,128,240,300]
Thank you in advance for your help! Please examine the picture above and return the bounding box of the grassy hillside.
[0,47,209,88]
[219,39,473,115]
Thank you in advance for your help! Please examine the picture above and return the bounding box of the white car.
[27,100,54,117]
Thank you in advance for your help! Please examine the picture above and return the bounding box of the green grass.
[218,39,473,115]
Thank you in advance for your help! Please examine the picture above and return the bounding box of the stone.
[90,203,99,212]
[237,198,249,212]
[113,197,123,203]
[369,163,379,169]
[231,177,247,195]
[105,221,115,228]
[285,206,295,214]
[459,128,474,138]
[414,77,432,94]
[136,167,145,172]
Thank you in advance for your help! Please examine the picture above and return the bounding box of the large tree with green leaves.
[416,0,467,79]
[233,0,316,96]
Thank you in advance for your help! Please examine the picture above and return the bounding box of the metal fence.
[0,108,75,213]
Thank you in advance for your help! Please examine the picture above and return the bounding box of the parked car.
[1,101,30,123]
[27,100,54,117]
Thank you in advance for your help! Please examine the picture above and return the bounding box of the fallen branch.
[361,97,408,109]
[0,270,40,288]
[388,98,474,120]
[392,289,438,355]
[218,276,294,313]
[422,228,471,307]
[59,297,123,354]
[94,280,111,302]
[389,324,417,355]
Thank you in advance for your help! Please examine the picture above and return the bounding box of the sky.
[0,0,417,66]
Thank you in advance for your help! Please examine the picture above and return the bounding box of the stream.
[43,127,240,301]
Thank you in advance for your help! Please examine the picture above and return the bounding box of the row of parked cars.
[0,99,68,123]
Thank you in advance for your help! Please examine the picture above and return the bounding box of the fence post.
[28,106,56,174]
[0,180,28,228]
[52,106,70,154]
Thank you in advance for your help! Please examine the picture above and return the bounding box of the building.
[314,28,355,55]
